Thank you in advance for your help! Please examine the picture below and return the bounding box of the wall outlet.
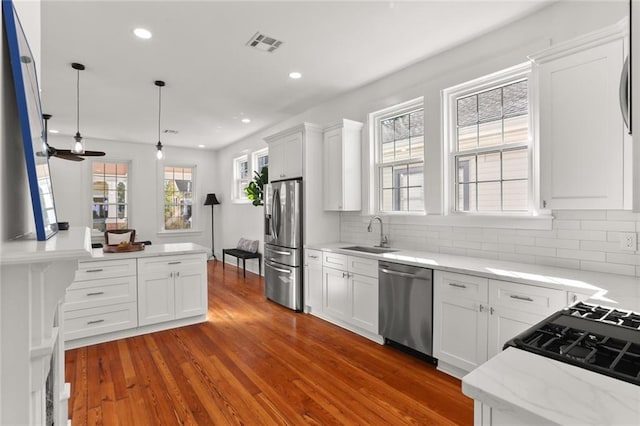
[619,232,637,251]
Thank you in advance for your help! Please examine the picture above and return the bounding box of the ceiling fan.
[41,113,105,161]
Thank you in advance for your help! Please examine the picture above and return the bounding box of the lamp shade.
[204,193,220,206]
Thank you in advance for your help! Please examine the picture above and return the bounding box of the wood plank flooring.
[65,260,473,425]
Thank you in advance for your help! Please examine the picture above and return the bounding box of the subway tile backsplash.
[339,210,640,277]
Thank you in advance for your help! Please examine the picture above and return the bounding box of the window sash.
[163,166,194,230]
[91,161,129,231]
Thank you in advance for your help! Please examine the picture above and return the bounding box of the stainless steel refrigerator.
[264,179,303,311]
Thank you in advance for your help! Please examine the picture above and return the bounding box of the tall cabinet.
[264,123,340,246]
[323,119,363,211]
[531,19,631,210]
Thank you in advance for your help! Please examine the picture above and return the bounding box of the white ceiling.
[40,1,552,151]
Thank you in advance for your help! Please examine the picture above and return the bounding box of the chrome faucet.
[367,216,389,248]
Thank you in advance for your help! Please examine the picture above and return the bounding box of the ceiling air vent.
[246,31,283,53]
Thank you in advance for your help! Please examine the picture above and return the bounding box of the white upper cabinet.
[323,119,363,211]
[266,131,303,181]
[531,19,630,210]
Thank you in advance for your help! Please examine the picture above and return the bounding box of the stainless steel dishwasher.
[379,261,434,358]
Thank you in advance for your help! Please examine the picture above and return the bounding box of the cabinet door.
[268,141,285,181]
[323,127,344,210]
[349,273,378,333]
[174,260,207,320]
[538,39,626,209]
[486,307,547,359]
[433,296,488,372]
[304,250,323,313]
[323,267,349,320]
[282,132,303,179]
[138,270,175,326]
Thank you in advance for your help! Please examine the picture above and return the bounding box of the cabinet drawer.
[64,302,138,341]
[65,276,137,311]
[489,279,566,315]
[348,256,378,278]
[75,258,137,281]
[323,252,348,270]
[305,249,322,269]
[138,254,205,274]
[436,271,488,303]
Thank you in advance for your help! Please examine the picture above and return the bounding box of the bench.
[222,249,262,278]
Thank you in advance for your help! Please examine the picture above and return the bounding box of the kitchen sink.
[341,246,399,254]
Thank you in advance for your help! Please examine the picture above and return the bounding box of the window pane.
[458,183,476,211]
[457,125,477,151]
[395,165,409,187]
[410,136,424,160]
[503,180,529,211]
[381,166,393,189]
[408,187,424,211]
[164,166,193,230]
[477,182,501,211]
[503,149,528,180]
[477,152,501,182]
[478,88,502,122]
[408,163,423,187]
[503,80,528,117]
[478,120,502,148]
[503,114,528,144]
[397,187,409,211]
[381,188,393,211]
[394,115,409,140]
[457,96,477,126]
[395,138,410,161]
[381,119,394,143]
[93,161,129,232]
[457,155,476,184]
[381,141,395,163]
[409,110,424,137]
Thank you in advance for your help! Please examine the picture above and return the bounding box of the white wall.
[48,135,217,249]
[216,1,632,275]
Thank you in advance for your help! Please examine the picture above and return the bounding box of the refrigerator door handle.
[266,260,291,274]
[620,56,631,134]
[272,188,280,240]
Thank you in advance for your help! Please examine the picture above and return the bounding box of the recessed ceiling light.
[198,144,205,148]
[49,129,59,134]
[241,118,251,124]
[133,28,152,39]
[289,71,302,79]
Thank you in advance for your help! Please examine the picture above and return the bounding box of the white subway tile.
[606,211,640,221]
[535,237,579,249]
[453,240,483,250]
[482,242,516,253]
[552,220,581,230]
[466,249,500,260]
[580,261,635,276]
[557,230,607,241]
[439,247,468,256]
[534,256,580,270]
[466,233,498,243]
[580,240,620,252]
[498,235,535,245]
[516,245,556,257]
[556,248,606,262]
[516,229,557,238]
[552,210,607,220]
[581,220,635,232]
[498,252,535,264]
[605,252,640,266]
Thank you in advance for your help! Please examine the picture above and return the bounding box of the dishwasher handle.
[379,268,421,280]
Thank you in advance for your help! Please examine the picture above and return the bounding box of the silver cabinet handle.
[170,272,173,278]
[479,304,484,312]
[448,283,467,289]
[510,295,534,302]
[86,292,105,296]
[308,255,319,259]
[380,268,419,279]
[86,268,104,273]
[176,271,180,277]
[619,56,631,134]
[168,261,181,265]
[87,319,104,325]
[271,249,291,256]
[572,294,578,303]
[490,307,495,315]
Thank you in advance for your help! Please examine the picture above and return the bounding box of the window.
[444,64,532,213]
[373,98,424,212]
[233,155,249,201]
[252,148,269,175]
[163,166,194,230]
[92,161,129,232]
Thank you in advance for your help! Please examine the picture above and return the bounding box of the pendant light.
[71,62,85,154]
[155,80,165,160]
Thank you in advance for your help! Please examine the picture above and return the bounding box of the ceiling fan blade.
[54,148,105,157]
[55,153,85,162]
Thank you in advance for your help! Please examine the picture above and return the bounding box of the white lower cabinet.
[138,254,207,326]
[305,251,381,342]
[304,249,323,313]
[433,271,566,377]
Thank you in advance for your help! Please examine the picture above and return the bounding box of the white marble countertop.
[0,227,92,265]
[307,242,640,312]
[462,348,640,425]
[85,242,209,261]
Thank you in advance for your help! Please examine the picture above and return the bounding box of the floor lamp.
[204,193,220,259]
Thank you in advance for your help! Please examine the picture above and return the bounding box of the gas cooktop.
[505,302,640,386]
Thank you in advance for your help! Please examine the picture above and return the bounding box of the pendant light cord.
[76,68,80,133]
[158,85,162,141]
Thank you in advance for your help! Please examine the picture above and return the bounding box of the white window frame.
[158,164,198,234]
[90,159,131,234]
[232,154,250,203]
[252,147,269,176]
[369,96,425,215]
[442,62,539,217]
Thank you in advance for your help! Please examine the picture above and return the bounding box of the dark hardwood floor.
[65,260,473,425]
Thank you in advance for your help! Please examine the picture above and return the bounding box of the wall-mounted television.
[3,0,58,240]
